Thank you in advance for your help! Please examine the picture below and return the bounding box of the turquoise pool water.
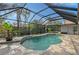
[22,34,62,50]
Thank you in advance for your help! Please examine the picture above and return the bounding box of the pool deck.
[0,33,79,55]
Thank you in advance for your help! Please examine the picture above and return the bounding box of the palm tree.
[3,4,30,36]
[0,4,30,36]
[16,8,30,35]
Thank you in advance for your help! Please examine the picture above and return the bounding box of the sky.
[24,3,77,24]
[0,3,77,24]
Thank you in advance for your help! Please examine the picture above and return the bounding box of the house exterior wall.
[61,24,79,35]
[77,25,79,34]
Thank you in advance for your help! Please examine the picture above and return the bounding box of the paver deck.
[0,34,79,55]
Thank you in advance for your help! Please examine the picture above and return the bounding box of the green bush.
[3,22,13,32]
[48,28,52,32]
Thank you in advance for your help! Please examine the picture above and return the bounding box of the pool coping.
[20,33,62,53]
[20,33,60,44]
[0,33,59,44]
[0,33,79,54]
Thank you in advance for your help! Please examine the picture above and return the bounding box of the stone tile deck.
[0,34,79,55]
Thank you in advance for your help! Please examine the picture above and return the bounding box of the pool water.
[21,34,62,50]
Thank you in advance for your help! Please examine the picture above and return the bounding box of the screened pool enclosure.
[0,3,78,40]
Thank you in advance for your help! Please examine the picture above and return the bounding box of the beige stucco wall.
[77,25,79,34]
[61,24,79,35]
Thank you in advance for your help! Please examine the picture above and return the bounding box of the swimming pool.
[21,34,62,50]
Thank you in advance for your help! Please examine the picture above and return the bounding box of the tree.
[16,8,30,35]
[0,17,4,37]
[50,20,61,31]
[2,22,13,41]
[28,20,45,34]
[47,20,62,32]
[48,28,52,32]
